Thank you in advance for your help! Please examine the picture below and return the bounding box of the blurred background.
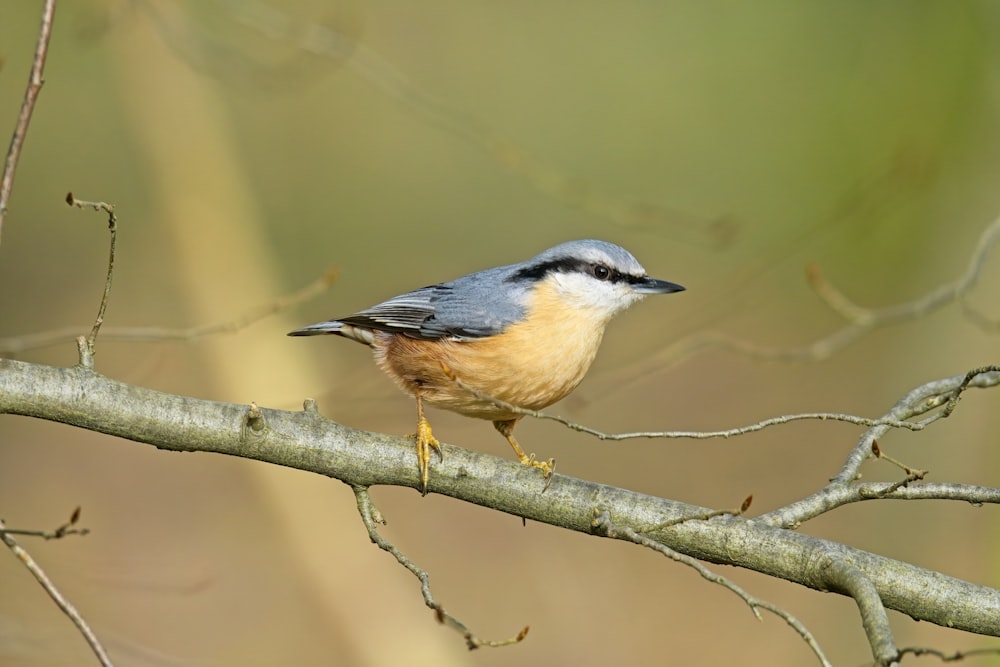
[1,1,999,665]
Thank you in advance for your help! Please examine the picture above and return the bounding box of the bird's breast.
[372,281,612,420]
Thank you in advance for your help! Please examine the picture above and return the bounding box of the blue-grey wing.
[337,286,442,336]
[290,265,530,341]
[355,264,532,340]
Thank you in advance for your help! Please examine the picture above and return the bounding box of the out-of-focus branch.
[612,214,1000,381]
[0,266,338,355]
[134,0,733,248]
[0,0,57,244]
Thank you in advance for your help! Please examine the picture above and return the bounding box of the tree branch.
[1,358,998,642]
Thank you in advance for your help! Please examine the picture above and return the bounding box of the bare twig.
[1,506,90,540]
[832,367,999,487]
[351,485,528,650]
[65,193,117,366]
[647,494,753,531]
[940,365,1000,419]
[870,440,928,482]
[897,645,1000,662]
[0,0,57,244]
[443,362,929,440]
[0,515,113,666]
[445,364,996,469]
[759,367,1000,529]
[853,481,1000,504]
[0,266,338,355]
[591,510,832,667]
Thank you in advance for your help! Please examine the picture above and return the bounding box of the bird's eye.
[592,264,611,280]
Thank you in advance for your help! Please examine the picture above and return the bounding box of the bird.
[288,239,684,494]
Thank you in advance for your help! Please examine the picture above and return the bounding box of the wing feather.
[290,264,531,341]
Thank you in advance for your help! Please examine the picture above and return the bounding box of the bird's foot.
[517,452,556,491]
[412,416,442,496]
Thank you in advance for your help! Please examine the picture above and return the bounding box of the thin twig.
[0,266,338,355]
[896,646,1000,662]
[647,494,753,531]
[940,365,1000,419]
[65,193,117,366]
[0,0,57,245]
[0,515,113,666]
[832,367,1000,487]
[1,505,90,539]
[443,363,927,440]
[759,367,1000,528]
[590,511,832,667]
[870,440,928,481]
[351,485,528,650]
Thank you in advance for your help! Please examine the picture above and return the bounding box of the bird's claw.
[413,416,441,495]
[522,453,556,492]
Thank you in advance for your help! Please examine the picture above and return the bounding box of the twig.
[870,440,927,482]
[1,505,90,540]
[444,364,995,453]
[351,485,529,650]
[590,510,832,667]
[0,266,338,355]
[0,515,113,666]
[0,0,57,245]
[896,645,1000,662]
[647,494,753,531]
[442,363,928,440]
[832,367,999,487]
[940,365,1000,419]
[760,367,1000,528]
[65,193,117,366]
[854,481,1000,504]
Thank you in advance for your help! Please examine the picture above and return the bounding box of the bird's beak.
[633,276,685,295]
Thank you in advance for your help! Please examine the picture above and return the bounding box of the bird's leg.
[493,419,555,490]
[414,392,442,495]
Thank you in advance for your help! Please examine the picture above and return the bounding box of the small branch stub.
[66,192,118,365]
[245,402,265,432]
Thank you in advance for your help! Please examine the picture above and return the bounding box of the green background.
[1,2,998,665]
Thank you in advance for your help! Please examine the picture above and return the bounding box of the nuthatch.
[289,239,684,493]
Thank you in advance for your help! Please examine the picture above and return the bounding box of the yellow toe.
[413,416,441,495]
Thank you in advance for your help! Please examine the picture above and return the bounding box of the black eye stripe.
[508,257,642,284]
